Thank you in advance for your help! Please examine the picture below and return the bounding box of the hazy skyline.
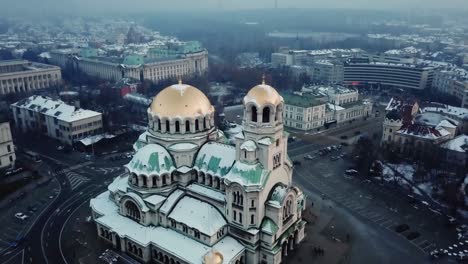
[1,0,468,16]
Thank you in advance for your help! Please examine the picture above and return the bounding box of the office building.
[11,95,103,145]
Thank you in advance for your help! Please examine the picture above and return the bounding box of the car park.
[395,224,409,233]
[406,232,420,240]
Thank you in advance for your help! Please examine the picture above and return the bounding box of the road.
[0,136,128,264]
[287,139,461,263]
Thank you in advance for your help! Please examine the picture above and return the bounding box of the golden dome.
[150,83,214,118]
[204,250,223,264]
[244,83,283,106]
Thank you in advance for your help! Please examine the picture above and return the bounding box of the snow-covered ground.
[381,162,468,220]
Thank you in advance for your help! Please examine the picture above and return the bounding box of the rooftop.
[11,95,101,123]
[282,93,325,108]
[441,135,468,153]
[168,196,226,236]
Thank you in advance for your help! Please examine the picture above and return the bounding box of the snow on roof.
[225,161,269,188]
[144,194,166,206]
[423,105,468,120]
[211,236,244,262]
[261,217,279,234]
[96,213,243,263]
[397,124,450,140]
[186,183,225,203]
[240,140,257,151]
[123,192,150,212]
[90,191,116,216]
[123,93,152,106]
[441,135,468,153]
[168,196,226,236]
[125,144,175,176]
[79,133,115,146]
[193,142,236,177]
[415,112,458,128]
[159,189,184,214]
[437,120,457,129]
[269,185,288,206]
[12,95,101,123]
[327,103,345,111]
[108,175,129,193]
[258,137,273,146]
[177,166,192,173]
[168,142,198,152]
[133,131,149,151]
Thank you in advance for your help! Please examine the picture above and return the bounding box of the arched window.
[195,119,199,131]
[158,119,161,131]
[152,177,157,186]
[138,248,143,257]
[175,121,180,132]
[162,175,167,185]
[203,117,207,130]
[262,107,270,123]
[233,192,237,203]
[142,176,147,187]
[251,214,255,224]
[251,106,258,122]
[165,120,170,133]
[125,200,141,221]
[185,120,190,132]
[239,212,243,223]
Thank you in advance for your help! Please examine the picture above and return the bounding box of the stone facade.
[90,82,307,264]
[0,60,62,95]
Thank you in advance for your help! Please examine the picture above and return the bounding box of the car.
[27,205,37,213]
[354,131,361,135]
[340,135,348,139]
[56,145,64,151]
[292,160,301,166]
[330,156,339,161]
[15,213,29,221]
[304,155,315,160]
[395,224,409,233]
[84,154,93,161]
[406,194,416,204]
[340,142,349,146]
[447,216,458,226]
[406,232,420,240]
[421,200,430,207]
[345,169,359,177]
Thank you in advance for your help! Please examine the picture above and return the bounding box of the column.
[190,119,196,133]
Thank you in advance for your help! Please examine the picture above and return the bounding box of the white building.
[90,81,307,264]
[310,60,344,84]
[283,93,326,130]
[283,86,372,131]
[0,122,16,169]
[11,96,103,145]
[0,60,62,95]
[271,53,293,67]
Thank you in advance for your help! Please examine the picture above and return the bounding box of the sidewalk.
[285,202,351,264]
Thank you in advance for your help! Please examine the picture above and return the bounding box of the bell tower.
[235,78,288,173]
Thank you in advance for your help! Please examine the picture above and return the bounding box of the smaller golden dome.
[244,83,283,106]
[150,83,214,119]
[204,250,223,264]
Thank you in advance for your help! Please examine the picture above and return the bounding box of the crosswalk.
[94,167,122,175]
[56,161,93,174]
[65,171,90,190]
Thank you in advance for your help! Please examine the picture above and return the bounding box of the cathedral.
[90,80,307,264]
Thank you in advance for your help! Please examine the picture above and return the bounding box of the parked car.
[15,213,29,221]
[56,145,64,151]
[345,169,359,177]
[330,156,339,161]
[340,135,348,139]
[304,155,315,160]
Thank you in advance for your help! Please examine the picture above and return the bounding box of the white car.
[15,213,28,220]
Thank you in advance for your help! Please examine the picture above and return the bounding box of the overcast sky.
[1,0,468,15]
